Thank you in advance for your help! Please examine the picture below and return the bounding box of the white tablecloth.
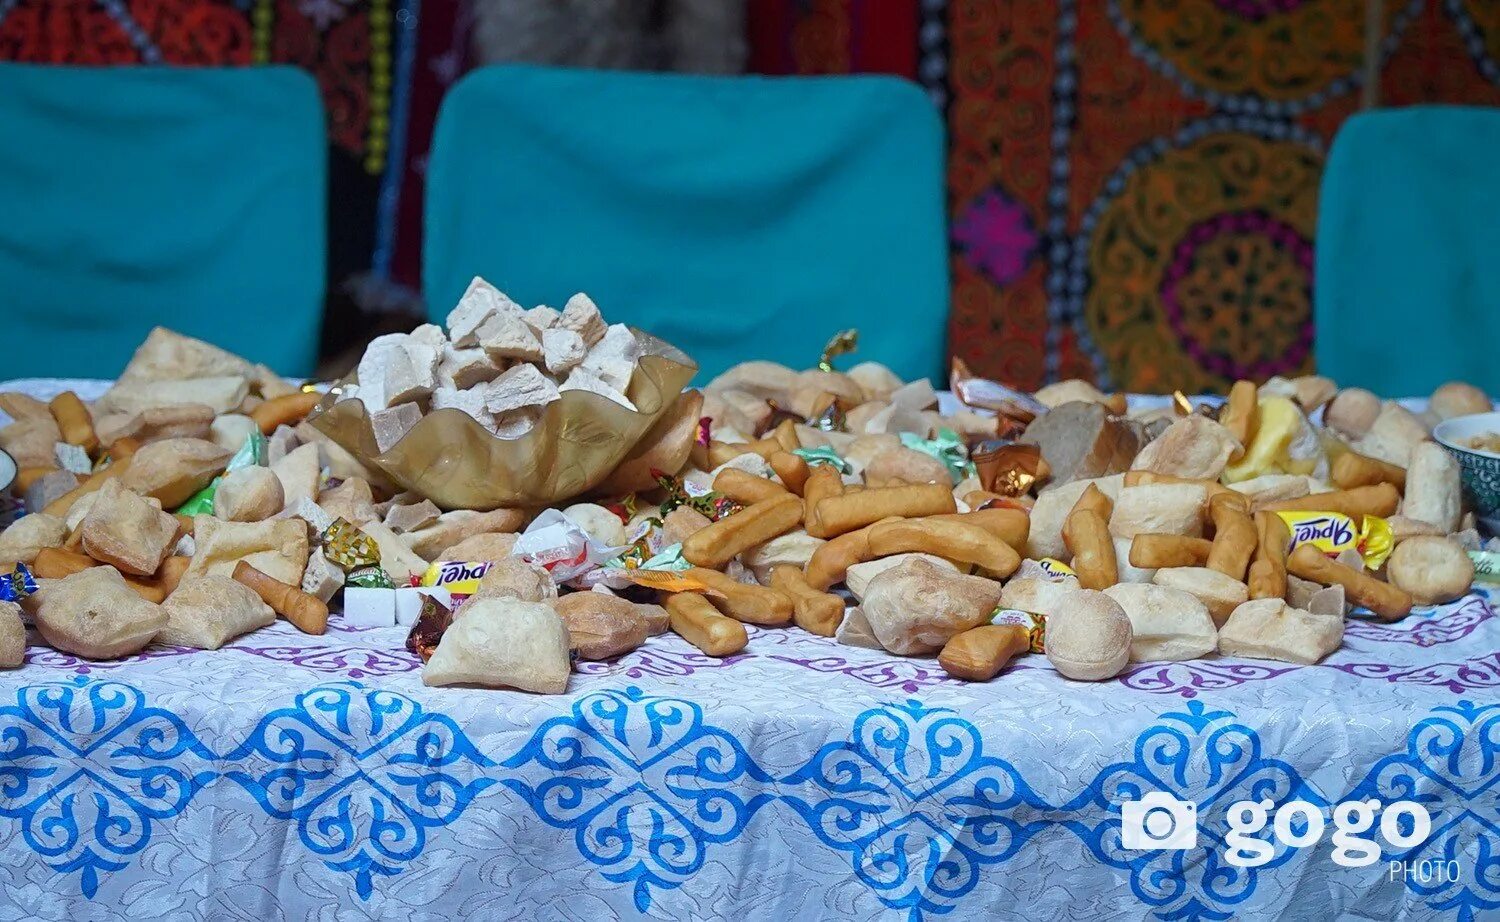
[0,379,1495,921]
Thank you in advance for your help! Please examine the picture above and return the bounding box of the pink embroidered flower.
[952,187,1039,288]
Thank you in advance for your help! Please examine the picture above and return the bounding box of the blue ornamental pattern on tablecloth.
[223,683,496,898]
[500,686,776,912]
[0,679,215,897]
[1061,700,1327,921]
[1345,700,1500,921]
[783,699,1050,918]
[0,677,1496,919]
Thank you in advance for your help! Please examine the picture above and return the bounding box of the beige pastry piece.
[636,601,670,636]
[119,438,231,508]
[661,506,713,547]
[1043,589,1133,681]
[788,370,865,418]
[861,557,1002,655]
[458,557,557,609]
[1033,379,1113,408]
[80,480,179,576]
[682,493,803,569]
[385,499,442,535]
[768,565,845,636]
[1025,474,1125,559]
[1020,402,1142,486]
[1103,584,1216,662]
[740,530,825,582]
[846,553,958,601]
[1353,402,1430,466]
[1151,567,1249,627]
[423,598,571,694]
[33,566,168,659]
[320,477,379,526]
[0,513,67,567]
[1401,442,1461,533]
[833,604,882,650]
[271,442,322,508]
[555,592,647,660]
[114,326,255,385]
[1227,474,1310,512]
[667,592,749,657]
[865,447,951,486]
[847,361,903,402]
[0,601,23,668]
[97,376,249,416]
[157,574,275,649]
[1428,381,1491,421]
[1218,598,1342,665]
[403,508,528,560]
[0,414,62,468]
[867,518,1020,578]
[999,574,1082,618]
[560,503,627,547]
[301,549,346,603]
[187,516,309,587]
[437,532,520,563]
[1323,388,1381,438]
[1130,416,1241,481]
[214,467,285,522]
[683,568,792,626]
[1285,545,1412,622]
[1385,536,1474,606]
[1108,483,1206,540]
[939,624,1030,681]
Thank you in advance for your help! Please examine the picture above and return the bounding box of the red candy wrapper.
[404,593,454,662]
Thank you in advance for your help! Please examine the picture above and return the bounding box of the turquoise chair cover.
[0,65,326,378]
[1316,106,1500,396]
[426,66,948,384]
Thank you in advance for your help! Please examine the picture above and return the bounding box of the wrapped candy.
[176,430,268,516]
[0,563,38,603]
[971,441,1048,496]
[419,560,494,596]
[949,357,1047,438]
[807,400,847,433]
[1278,511,1393,570]
[817,329,858,372]
[322,518,394,589]
[512,509,630,584]
[404,593,453,662]
[991,608,1046,654]
[792,446,852,474]
[900,429,974,484]
[654,469,741,521]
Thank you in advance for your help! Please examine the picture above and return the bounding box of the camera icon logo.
[1122,793,1199,850]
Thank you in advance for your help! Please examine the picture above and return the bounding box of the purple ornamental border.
[14,595,1497,695]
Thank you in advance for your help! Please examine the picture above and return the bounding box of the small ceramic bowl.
[1433,411,1500,517]
[0,449,14,498]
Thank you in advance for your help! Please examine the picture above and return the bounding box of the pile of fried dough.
[0,321,1486,691]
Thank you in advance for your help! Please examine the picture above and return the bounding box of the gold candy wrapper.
[818,329,859,372]
[971,441,1048,496]
[307,330,696,510]
[323,518,380,571]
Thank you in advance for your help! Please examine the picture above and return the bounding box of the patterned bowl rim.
[1433,411,1500,462]
[0,448,13,494]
